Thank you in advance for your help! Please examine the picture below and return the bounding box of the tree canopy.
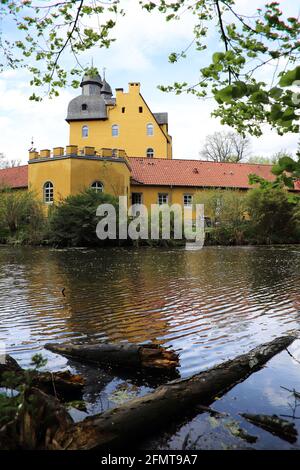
[0,1,300,136]
[200,131,251,162]
[0,152,21,169]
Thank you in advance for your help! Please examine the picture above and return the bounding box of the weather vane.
[29,136,35,151]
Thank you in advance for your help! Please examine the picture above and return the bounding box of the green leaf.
[212,52,225,64]
[216,82,247,103]
[270,103,283,120]
[278,156,297,172]
[269,87,283,99]
[216,85,234,103]
[250,90,269,104]
[279,67,300,87]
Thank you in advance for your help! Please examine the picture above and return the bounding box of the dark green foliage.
[246,186,299,244]
[197,185,299,246]
[48,188,119,247]
[272,155,300,187]
[0,354,48,432]
[0,188,46,244]
[206,223,249,246]
[0,394,19,427]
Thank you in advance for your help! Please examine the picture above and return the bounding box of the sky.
[0,0,299,164]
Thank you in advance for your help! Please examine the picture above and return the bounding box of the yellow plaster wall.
[28,158,72,204]
[129,185,248,223]
[130,185,199,208]
[69,158,131,200]
[28,156,131,206]
[69,84,172,159]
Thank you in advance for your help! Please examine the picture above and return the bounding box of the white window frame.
[183,194,193,207]
[112,124,119,137]
[146,148,154,158]
[91,181,104,193]
[147,123,154,136]
[43,181,54,204]
[158,193,168,205]
[82,125,89,138]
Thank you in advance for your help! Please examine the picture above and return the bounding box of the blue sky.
[0,0,299,163]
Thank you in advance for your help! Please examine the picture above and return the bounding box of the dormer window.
[82,104,88,111]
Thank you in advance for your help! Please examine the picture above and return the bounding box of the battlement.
[29,146,128,160]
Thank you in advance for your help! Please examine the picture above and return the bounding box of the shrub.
[246,186,299,244]
[0,188,45,244]
[194,187,299,245]
[48,188,119,247]
[195,189,248,245]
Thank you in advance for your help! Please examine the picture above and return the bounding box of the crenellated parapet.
[28,144,132,206]
[29,146,128,160]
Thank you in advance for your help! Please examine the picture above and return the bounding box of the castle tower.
[66,68,172,159]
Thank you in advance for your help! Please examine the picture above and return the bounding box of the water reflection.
[0,246,299,376]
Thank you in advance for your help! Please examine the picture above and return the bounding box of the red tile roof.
[129,157,279,189]
[0,159,298,191]
[0,165,28,189]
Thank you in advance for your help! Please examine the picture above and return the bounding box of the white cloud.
[0,0,298,163]
[83,0,197,73]
[0,74,71,163]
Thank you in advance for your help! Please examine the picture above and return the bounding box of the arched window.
[91,181,104,193]
[112,124,119,137]
[43,181,53,203]
[146,148,154,158]
[147,123,154,136]
[82,125,89,138]
[82,104,88,111]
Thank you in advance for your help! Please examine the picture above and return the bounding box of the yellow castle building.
[1,69,284,208]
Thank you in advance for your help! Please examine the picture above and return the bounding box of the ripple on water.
[0,245,299,376]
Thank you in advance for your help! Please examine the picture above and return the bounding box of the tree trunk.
[51,334,296,450]
[0,355,85,401]
[45,342,179,371]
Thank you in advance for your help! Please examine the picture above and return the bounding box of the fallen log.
[45,342,179,371]
[241,413,298,443]
[51,334,296,450]
[0,355,84,401]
